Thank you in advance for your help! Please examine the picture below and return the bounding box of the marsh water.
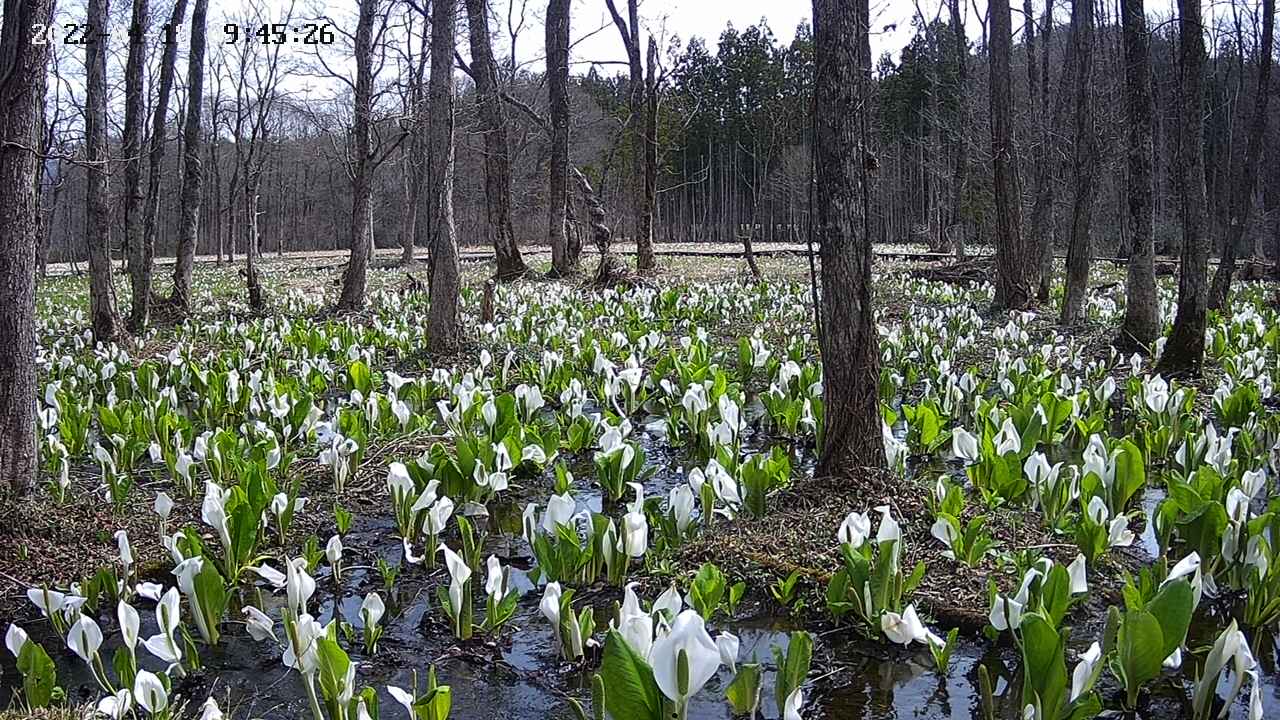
[3,416,1277,719]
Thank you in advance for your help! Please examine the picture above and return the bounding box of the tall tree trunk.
[813,0,884,476]
[606,0,653,271]
[171,0,209,313]
[134,0,189,326]
[402,23,429,267]
[337,0,378,310]
[427,0,462,353]
[85,0,122,342]
[0,0,55,497]
[642,36,659,272]
[989,0,1032,310]
[1060,0,1098,325]
[1208,0,1273,309]
[465,0,527,281]
[1119,0,1160,346]
[946,0,968,259]
[244,175,263,311]
[546,0,575,276]
[122,0,150,331]
[1030,0,1068,301]
[1157,0,1210,376]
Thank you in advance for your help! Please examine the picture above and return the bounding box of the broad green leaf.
[1117,610,1164,693]
[600,631,664,720]
[1144,579,1193,659]
[16,641,57,708]
[1019,614,1067,719]
[725,664,762,716]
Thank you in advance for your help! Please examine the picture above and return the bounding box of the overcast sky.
[540,0,987,69]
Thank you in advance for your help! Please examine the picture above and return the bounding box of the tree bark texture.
[465,0,527,281]
[1119,0,1160,345]
[1158,0,1210,376]
[606,0,654,271]
[1060,0,1098,326]
[989,0,1032,311]
[946,0,969,259]
[1208,0,1273,309]
[122,0,150,331]
[0,0,55,496]
[171,0,208,313]
[546,0,574,276]
[427,0,462,353]
[1030,0,1071,302]
[338,0,379,310]
[136,0,189,326]
[642,36,659,273]
[402,18,429,267]
[812,0,885,476]
[85,0,123,342]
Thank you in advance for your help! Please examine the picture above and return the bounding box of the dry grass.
[670,469,1129,632]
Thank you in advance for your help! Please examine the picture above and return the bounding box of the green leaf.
[16,640,57,708]
[1019,614,1067,720]
[1113,440,1146,510]
[1116,609,1165,702]
[349,361,372,395]
[774,631,813,713]
[194,560,228,643]
[316,637,352,706]
[725,664,762,715]
[1143,579,1193,660]
[600,630,664,720]
[413,686,452,720]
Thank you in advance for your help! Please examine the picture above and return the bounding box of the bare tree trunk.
[946,0,968,259]
[337,0,379,310]
[813,0,884,476]
[427,0,462,353]
[1030,0,1069,302]
[244,177,263,312]
[1119,0,1160,346]
[989,0,1032,311]
[465,0,527,281]
[402,20,429,268]
[122,0,150,331]
[1060,0,1098,325]
[0,0,54,497]
[1157,0,1210,376]
[642,36,660,271]
[171,0,209,313]
[606,0,654,271]
[1208,0,1273,309]
[85,0,123,342]
[546,0,575,276]
[132,0,189,325]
